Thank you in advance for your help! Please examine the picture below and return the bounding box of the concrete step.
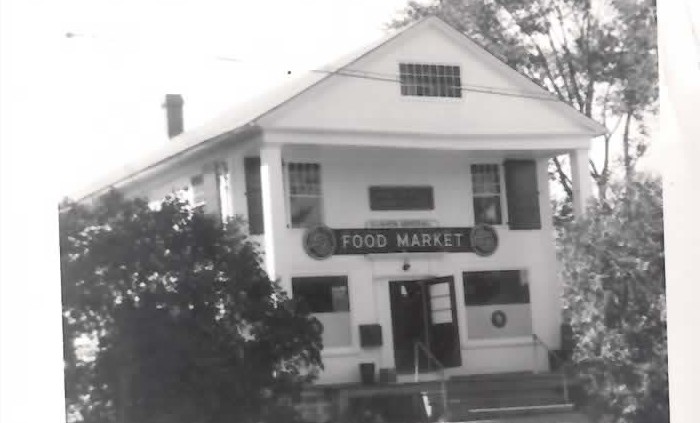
[450,403,576,421]
[449,372,565,385]
[445,373,572,422]
[336,373,575,423]
[448,410,590,423]
[450,371,562,381]
[448,394,568,411]
[344,381,443,398]
[447,372,569,397]
[448,382,564,396]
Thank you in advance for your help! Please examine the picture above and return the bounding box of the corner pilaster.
[260,143,286,282]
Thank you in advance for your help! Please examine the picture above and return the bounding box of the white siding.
[262,21,595,137]
[271,147,559,384]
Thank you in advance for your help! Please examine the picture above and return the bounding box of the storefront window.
[462,270,532,339]
[463,270,529,305]
[292,276,351,348]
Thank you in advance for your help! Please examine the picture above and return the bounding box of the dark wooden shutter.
[504,160,541,230]
[244,157,264,235]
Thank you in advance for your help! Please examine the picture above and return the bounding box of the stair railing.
[413,341,450,421]
[531,334,570,403]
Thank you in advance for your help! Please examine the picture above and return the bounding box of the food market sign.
[303,225,498,260]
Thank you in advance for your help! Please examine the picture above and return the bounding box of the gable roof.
[74,16,605,202]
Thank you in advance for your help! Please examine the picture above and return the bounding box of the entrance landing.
[453,411,590,423]
[336,371,577,423]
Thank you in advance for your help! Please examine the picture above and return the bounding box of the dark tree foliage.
[60,192,323,423]
[558,174,668,423]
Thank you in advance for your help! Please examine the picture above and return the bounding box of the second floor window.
[471,164,503,225]
[288,162,323,228]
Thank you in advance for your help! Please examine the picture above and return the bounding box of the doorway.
[389,276,461,373]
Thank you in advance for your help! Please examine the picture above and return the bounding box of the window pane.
[288,162,323,227]
[331,285,350,312]
[292,276,350,313]
[471,164,502,224]
[290,196,323,227]
[463,271,530,306]
[292,276,351,347]
[473,196,502,225]
[399,63,462,98]
[316,313,352,347]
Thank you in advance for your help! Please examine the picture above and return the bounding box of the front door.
[389,276,461,373]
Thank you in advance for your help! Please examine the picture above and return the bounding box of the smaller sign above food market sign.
[303,225,498,260]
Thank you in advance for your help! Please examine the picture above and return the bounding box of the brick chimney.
[163,94,184,139]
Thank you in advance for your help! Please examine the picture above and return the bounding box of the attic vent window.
[399,63,462,98]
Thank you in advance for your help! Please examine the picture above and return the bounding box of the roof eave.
[73,124,262,204]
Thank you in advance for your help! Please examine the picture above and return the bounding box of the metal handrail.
[531,334,570,403]
[413,341,450,421]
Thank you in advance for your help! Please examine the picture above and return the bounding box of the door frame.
[388,275,462,373]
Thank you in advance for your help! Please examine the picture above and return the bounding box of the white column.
[570,148,593,217]
[260,144,287,282]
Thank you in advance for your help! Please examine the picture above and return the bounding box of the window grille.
[399,63,462,98]
[288,163,324,228]
[471,164,503,225]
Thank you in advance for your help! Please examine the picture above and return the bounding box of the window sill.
[321,347,360,357]
[399,95,464,104]
[475,223,507,229]
[462,336,534,350]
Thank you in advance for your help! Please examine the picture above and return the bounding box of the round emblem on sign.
[491,310,507,328]
[470,224,499,256]
[303,225,336,260]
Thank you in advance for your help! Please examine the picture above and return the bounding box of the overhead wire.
[307,67,561,101]
[66,32,563,103]
[215,56,562,102]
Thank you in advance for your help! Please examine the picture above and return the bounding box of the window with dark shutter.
[244,157,265,235]
[288,163,324,228]
[470,164,503,225]
[504,160,541,230]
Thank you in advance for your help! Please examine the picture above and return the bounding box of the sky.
[4,0,692,201]
[5,0,419,200]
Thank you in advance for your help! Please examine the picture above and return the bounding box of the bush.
[60,192,323,423]
[558,174,668,423]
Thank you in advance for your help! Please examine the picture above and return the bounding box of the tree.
[391,0,658,199]
[60,192,323,423]
[558,174,667,423]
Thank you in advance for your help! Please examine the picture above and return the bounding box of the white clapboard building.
[76,16,605,421]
